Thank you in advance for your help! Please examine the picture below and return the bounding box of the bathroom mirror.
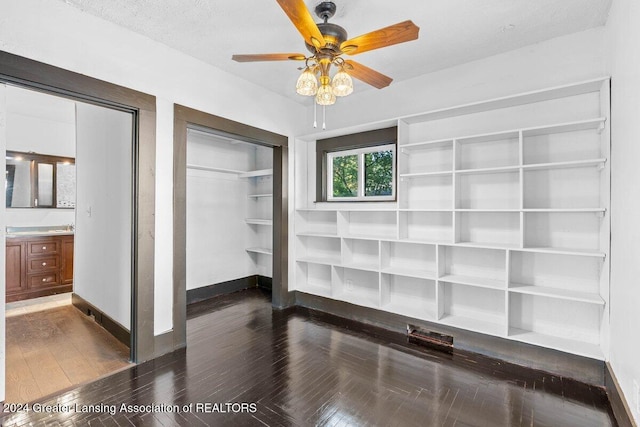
[5,151,75,208]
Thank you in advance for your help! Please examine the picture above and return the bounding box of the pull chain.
[313,101,317,128]
[322,104,326,130]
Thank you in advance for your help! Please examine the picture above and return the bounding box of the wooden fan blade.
[276,0,325,48]
[344,60,393,89]
[232,53,307,62]
[341,20,419,55]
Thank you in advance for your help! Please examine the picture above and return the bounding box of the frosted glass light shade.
[332,70,353,97]
[316,84,336,105]
[296,69,318,96]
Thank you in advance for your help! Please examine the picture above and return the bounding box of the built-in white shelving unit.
[244,158,273,281]
[294,77,611,360]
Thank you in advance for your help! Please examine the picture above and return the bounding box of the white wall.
[6,86,75,157]
[74,102,132,330]
[606,0,640,423]
[0,0,303,337]
[4,86,76,226]
[187,133,252,289]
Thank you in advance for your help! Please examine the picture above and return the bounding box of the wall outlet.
[633,379,640,414]
[345,280,353,292]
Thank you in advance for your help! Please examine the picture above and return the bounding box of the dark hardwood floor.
[1,288,616,426]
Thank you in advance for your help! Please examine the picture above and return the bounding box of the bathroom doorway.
[1,84,133,402]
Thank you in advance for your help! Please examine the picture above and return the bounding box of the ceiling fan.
[232,0,419,106]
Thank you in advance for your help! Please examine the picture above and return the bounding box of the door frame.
[0,50,157,363]
[173,104,289,348]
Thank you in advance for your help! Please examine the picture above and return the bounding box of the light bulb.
[296,68,318,96]
[332,70,353,97]
[316,84,336,105]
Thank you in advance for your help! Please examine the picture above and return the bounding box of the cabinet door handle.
[42,246,47,250]
[42,262,47,266]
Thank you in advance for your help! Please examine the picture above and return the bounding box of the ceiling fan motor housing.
[306,22,348,55]
[305,2,347,55]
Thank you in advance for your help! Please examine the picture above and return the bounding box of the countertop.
[5,226,74,238]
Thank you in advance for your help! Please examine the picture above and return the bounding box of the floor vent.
[407,325,453,353]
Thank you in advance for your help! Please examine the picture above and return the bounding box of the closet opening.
[185,126,274,302]
[173,104,289,349]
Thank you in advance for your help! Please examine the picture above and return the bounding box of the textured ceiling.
[56,0,612,104]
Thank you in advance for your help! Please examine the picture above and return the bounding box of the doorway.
[1,84,133,401]
[173,105,289,348]
[0,50,158,404]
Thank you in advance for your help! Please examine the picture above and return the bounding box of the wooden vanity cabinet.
[5,234,74,302]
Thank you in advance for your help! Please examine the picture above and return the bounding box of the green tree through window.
[332,154,358,197]
[328,144,395,200]
[365,150,393,196]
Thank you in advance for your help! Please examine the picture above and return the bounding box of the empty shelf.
[246,247,272,255]
[238,168,273,178]
[245,219,272,226]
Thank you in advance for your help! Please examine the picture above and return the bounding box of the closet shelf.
[238,168,273,178]
[509,284,604,305]
[245,218,272,226]
[186,165,276,178]
[246,247,272,255]
[186,164,245,174]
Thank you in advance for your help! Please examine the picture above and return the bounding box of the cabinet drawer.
[28,240,60,256]
[28,272,60,289]
[28,256,60,272]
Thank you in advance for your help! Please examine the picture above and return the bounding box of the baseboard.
[71,293,130,348]
[187,275,270,305]
[294,290,605,386]
[605,362,638,427]
[257,275,272,290]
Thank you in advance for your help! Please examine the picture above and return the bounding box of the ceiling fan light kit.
[232,0,420,127]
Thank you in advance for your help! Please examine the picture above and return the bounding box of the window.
[327,144,396,201]
[316,127,397,202]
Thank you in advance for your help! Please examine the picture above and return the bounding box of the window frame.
[326,143,396,202]
[315,126,398,203]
